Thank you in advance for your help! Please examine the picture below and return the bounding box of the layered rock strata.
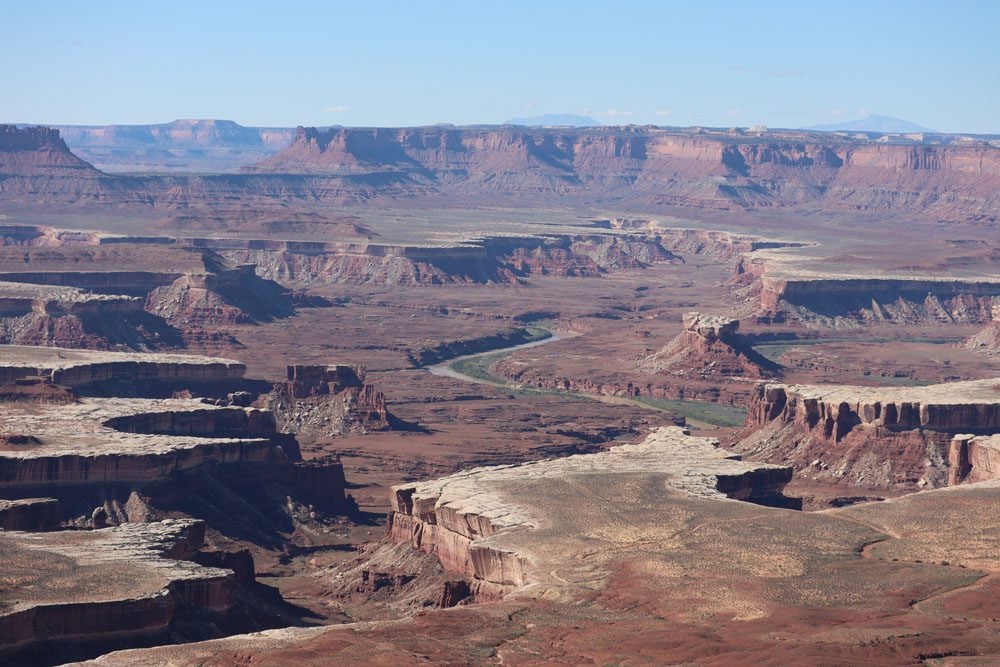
[738,379,1000,488]
[0,281,179,350]
[950,434,1000,485]
[388,426,792,599]
[0,345,245,388]
[0,397,284,487]
[9,124,1000,221]
[0,519,235,661]
[0,497,60,530]
[737,249,1000,324]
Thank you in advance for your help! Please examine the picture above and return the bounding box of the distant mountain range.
[804,114,937,133]
[503,114,602,127]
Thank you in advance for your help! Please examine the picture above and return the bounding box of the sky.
[3,1,999,133]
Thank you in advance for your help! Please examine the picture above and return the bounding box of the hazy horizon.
[4,0,999,134]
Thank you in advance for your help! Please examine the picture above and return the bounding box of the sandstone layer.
[265,364,389,437]
[738,248,1000,325]
[6,124,1000,222]
[0,519,235,661]
[738,378,1000,489]
[388,426,793,598]
[950,434,1000,485]
[0,344,245,388]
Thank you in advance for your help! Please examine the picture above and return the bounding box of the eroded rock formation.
[738,379,1000,489]
[388,426,793,599]
[963,305,1000,354]
[949,434,1000,484]
[638,312,780,379]
[736,249,1000,325]
[0,519,238,662]
[265,364,389,437]
[6,124,1000,221]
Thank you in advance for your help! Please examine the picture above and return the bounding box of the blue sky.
[3,1,998,132]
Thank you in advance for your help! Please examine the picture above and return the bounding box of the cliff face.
[949,434,1000,485]
[0,126,99,174]
[145,265,294,324]
[738,380,1000,489]
[5,124,1000,221]
[759,276,999,324]
[0,282,181,350]
[388,427,793,599]
[222,233,676,286]
[0,126,107,204]
[0,519,236,661]
[241,126,1000,220]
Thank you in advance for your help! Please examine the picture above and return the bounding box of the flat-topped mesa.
[949,434,1000,485]
[0,397,292,488]
[388,426,793,600]
[267,364,389,436]
[0,344,246,389]
[0,497,60,530]
[217,232,676,287]
[638,312,780,379]
[737,250,1000,324]
[5,124,1000,220]
[0,519,238,662]
[0,125,100,176]
[738,379,1000,489]
[612,223,811,259]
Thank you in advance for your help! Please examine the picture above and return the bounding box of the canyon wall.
[5,124,1000,221]
[738,380,1000,489]
[949,434,1000,485]
[388,427,793,599]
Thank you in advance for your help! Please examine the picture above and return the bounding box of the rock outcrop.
[0,519,235,662]
[0,345,245,388]
[144,264,294,324]
[0,281,181,350]
[388,426,793,599]
[6,124,1000,221]
[736,249,1000,325]
[638,312,780,379]
[265,364,389,437]
[0,497,60,531]
[738,379,1000,489]
[220,233,677,286]
[949,434,1000,485]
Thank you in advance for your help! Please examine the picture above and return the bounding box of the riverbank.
[426,327,746,428]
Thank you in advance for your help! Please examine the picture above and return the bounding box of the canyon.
[0,117,999,664]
